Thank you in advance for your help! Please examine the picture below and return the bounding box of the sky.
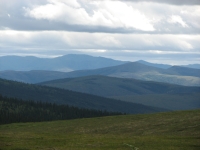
[0,0,200,65]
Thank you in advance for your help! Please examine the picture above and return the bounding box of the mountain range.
[1,60,199,86]
[1,54,199,71]
[0,54,127,71]
[0,54,199,114]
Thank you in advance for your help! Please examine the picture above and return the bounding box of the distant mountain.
[0,78,167,114]
[1,62,200,86]
[0,54,127,71]
[137,60,172,69]
[137,60,200,70]
[182,64,200,69]
[39,75,200,111]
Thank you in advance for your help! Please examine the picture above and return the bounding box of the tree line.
[0,95,122,124]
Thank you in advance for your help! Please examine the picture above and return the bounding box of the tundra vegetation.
[0,109,200,150]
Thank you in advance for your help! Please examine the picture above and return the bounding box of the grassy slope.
[0,109,200,150]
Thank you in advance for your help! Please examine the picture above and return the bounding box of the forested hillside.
[0,95,121,124]
[0,78,166,114]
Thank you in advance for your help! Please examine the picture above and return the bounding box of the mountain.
[136,60,172,69]
[137,60,200,69]
[182,64,200,69]
[39,75,200,111]
[0,61,200,86]
[0,54,127,71]
[0,78,167,114]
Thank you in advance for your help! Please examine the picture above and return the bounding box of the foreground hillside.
[0,109,199,150]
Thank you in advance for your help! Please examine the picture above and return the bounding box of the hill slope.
[0,70,68,83]
[0,109,199,150]
[40,75,200,96]
[0,78,166,114]
[0,95,121,124]
[167,66,200,77]
[40,75,200,111]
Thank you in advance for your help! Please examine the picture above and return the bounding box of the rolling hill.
[40,75,200,96]
[167,66,200,77]
[0,78,167,114]
[40,75,200,111]
[0,70,68,83]
[0,54,127,71]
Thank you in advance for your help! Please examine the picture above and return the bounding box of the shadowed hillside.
[0,78,167,114]
[40,75,200,111]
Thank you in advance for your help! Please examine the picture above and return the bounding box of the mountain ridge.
[0,54,127,71]
[0,61,199,86]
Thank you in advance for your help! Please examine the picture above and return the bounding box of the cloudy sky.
[0,0,200,65]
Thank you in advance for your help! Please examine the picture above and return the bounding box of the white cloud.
[168,15,188,28]
[24,0,155,31]
[0,0,200,65]
[0,30,199,52]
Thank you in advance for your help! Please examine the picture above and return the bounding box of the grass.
[0,109,200,150]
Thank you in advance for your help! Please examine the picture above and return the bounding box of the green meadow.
[0,109,200,150]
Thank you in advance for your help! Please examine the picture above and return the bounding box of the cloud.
[113,0,200,5]
[0,0,199,34]
[24,0,155,31]
[168,15,188,28]
[0,30,199,52]
[0,0,199,65]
